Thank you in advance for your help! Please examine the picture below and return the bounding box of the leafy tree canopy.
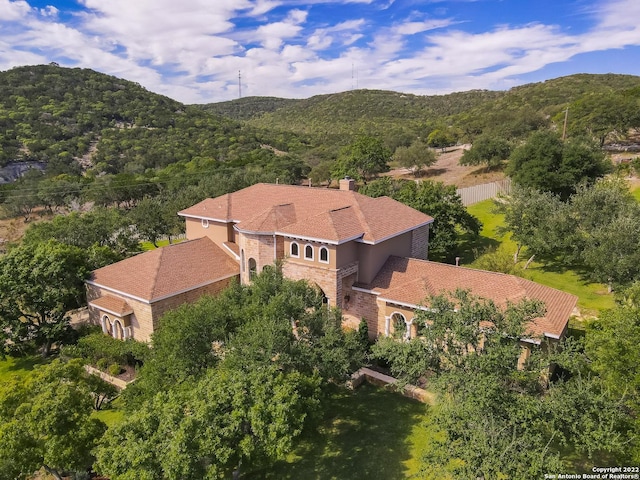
[506,130,611,198]
[0,359,107,480]
[331,135,390,181]
[0,240,91,356]
[392,138,437,177]
[459,134,511,170]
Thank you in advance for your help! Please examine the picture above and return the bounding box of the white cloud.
[393,18,455,35]
[0,0,31,21]
[2,0,640,103]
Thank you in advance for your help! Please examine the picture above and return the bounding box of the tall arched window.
[290,241,299,257]
[248,258,257,279]
[241,249,245,273]
[391,312,407,340]
[319,246,329,263]
[304,244,314,260]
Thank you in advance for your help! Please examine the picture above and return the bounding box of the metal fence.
[456,178,512,206]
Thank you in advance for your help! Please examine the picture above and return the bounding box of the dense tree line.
[372,290,637,477]
[498,177,640,289]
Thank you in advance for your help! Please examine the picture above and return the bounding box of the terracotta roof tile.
[89,237,239,302]
[365,256,577,339]
[179,183,433,244]
[89,295,133,316]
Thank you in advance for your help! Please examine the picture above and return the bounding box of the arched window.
[319,246,329,263]
[391,312,407,340]
[201,218,209,229]
[304,244,314,260]
[248,258,257,279]
[101,315,112,336]
[290,241,299,257]
[240,249,245,272]
[112,319,124,340]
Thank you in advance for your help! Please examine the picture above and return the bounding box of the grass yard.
[463,199,615,315]
[140,237,185,251]
[249,383,432,480]
[0,355,49,383]
[92,396,125,427]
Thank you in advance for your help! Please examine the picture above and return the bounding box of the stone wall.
[239,232,276,284]
[86,275,238,343]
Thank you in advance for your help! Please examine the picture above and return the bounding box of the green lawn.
[249,383,432,480]
[92,396,125,427]
[0,355,49,383]
[140,238,173,251]
[464,199,615,315]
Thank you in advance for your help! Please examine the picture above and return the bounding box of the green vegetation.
[465,199,615,313]
[0,359,107,480]
[507,131,611,198]
[0,240,92,357]
[254,384,430,479]
[0,355,48,382]
[372,290,636,476]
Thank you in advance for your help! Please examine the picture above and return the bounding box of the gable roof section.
[178,183,433,244]
[88,237,239,303]
[89,295,133,317]
[363,256,577,340]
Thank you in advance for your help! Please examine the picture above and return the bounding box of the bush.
[96,357,109,371]
[70,333,149,367]
[108,363,122,376]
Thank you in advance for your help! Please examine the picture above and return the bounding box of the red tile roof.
[89,295,133,317]
[363,256,577,339]
[88,237,239,302]
[178,183,433,244]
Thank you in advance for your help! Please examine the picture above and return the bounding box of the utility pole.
[562,107,569,141]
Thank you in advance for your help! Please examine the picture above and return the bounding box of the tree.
[128,196,173,247]
[360,178,481,262]
[331,135,390,181]
[95,365,320,480]
[22,207,140,260]
[0,240,90,357]
[565,91,639,146]
[392,139,437,177]
[495,186,569,266]
[124,291,242,404]
[1,168,43,222]
[459,134,511,171]
[426,128,456,151]
[506,130,611,198]
[0,360,106,480]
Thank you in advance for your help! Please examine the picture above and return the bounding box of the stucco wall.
[357,231,413,284]
[184,217,231,245]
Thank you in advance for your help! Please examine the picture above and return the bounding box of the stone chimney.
[339,176,356,191]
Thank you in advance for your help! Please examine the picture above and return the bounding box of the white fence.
[456,178,512,206]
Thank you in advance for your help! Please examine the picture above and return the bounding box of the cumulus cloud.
[1,0,640,103]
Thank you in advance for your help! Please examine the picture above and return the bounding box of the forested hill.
[0,64,295,175]
[199,73,640,148]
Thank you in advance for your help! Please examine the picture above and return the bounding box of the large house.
[86,179,577,354]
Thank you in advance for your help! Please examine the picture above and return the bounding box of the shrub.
[71,333,149,367]
[108,363,122,376]
[96,357,109,371]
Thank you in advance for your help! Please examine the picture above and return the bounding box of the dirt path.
[384,144,506,188]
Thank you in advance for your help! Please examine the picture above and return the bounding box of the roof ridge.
[149,246,165,299]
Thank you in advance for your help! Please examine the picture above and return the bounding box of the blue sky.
[1,0,640,104]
